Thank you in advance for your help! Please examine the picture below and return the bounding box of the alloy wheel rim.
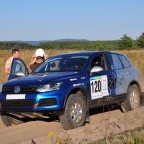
[70,102,83,123]
[130,90,139,109]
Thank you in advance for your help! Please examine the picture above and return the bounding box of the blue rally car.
[0,51,142,129]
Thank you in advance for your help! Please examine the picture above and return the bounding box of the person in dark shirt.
[28,48,48,72]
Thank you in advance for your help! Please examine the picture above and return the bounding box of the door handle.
[125,72,130,75]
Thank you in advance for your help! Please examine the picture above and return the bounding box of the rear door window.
[106,54,123,70]
[118,54,130,68]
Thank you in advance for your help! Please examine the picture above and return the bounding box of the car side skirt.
[89,94,126,109]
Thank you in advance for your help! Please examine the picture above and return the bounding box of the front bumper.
[0,91,65,112]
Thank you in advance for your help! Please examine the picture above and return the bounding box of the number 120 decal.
[90,75,109,100]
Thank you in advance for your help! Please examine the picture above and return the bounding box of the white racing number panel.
[90,75,109,100]
[6,94,26,100]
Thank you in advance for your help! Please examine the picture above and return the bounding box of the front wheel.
[59,94,87,130]
[121,84,140,112]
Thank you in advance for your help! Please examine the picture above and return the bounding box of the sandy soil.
[0,104,144,144]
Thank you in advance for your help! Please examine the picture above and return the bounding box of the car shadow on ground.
[21,105,120,124]
[89,92,144,117]
[89,104,120,117]
[15,92,144,125]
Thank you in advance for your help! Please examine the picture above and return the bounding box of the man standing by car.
[5,49,20,75]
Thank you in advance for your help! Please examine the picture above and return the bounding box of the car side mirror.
[90,66,103,73]
[15,71,25,76]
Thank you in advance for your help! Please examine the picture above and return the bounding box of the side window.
[35,59,61,72]
[91,55,105,70]
[11,59,28,75]
[49,60,60,71]
[106,54,123,70]
[118,55,130,68]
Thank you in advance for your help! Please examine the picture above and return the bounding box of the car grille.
[2,86,37,94]
[0,100,35,108]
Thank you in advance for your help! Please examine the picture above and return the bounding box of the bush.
[137,32,144,48]
[118,34,134,49]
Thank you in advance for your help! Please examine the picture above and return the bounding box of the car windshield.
[34,54,89,73]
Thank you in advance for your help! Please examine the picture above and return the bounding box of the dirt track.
[0,102,144,144]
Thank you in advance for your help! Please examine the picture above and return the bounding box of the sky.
[0,0,144,41]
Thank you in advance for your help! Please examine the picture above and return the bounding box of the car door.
[117,54,132,93]
[89,54,117,102]
[105,53,127,95]
[8,58,29,80]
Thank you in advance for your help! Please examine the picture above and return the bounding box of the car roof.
[50,51,125,57]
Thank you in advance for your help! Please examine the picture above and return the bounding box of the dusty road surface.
[0,103,144,144]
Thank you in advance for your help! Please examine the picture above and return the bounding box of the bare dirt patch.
[0,104,144,144]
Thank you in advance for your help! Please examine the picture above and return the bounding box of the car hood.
[3,72,80,86]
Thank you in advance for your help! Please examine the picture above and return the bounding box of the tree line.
[0,33,144,50]
[0,42,35,50]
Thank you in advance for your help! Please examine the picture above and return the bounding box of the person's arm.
[28,54,36,68]
[5,59,11,75]
[4,68,10,75]
[44,53,48,60]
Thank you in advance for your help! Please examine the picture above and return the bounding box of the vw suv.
[0,51,141,130]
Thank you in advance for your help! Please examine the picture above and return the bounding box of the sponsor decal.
[90,75,109,100]
[73,83,84,87]
[70,78,77,81]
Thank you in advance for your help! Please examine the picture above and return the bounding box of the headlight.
[36,82,62,92]
[0,85,2,93]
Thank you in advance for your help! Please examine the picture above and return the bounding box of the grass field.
[0,49,144,83]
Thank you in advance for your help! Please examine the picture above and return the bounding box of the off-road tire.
[59,94,87,130]
[1,115,23,127]
[121,84,140,112]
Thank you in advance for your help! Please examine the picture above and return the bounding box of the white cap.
[35,48,44,57]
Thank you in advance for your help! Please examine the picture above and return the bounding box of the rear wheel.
[1,114,23,127]
[121,84,140,112]
[59,94,87,130]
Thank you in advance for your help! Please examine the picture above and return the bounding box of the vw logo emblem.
[14,86,20,93]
